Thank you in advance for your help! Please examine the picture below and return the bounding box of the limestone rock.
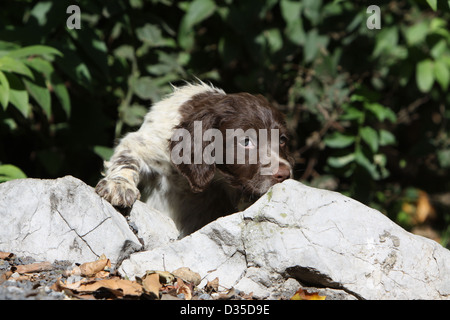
[0,176,146,264]
[119,179,450,300]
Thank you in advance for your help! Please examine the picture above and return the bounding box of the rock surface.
[2,176,450,300]
[119,179,450,300]
[0,176,177,265]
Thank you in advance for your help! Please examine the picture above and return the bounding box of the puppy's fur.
[96,82,294,236]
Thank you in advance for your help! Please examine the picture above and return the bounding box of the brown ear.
[169,109,217,193]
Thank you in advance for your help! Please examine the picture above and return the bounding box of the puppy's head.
[170,92,294,196]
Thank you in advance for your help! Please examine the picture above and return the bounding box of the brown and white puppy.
[96,82,294,236]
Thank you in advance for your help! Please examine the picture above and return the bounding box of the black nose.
[273,165,291,183]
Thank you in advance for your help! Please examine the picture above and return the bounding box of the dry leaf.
[79,258,110,277]
[205,277,219,293]
[416,190,436,223]
[55,277,143,298]
[0,252,15,260]
[12,261,53,274]
[291,288,326,300]
[172,267,201,286]
[218,287,237,300]
[176,278,192,300]
[145,270,175,285]
[141,273,162,299]
[81,278,143,297]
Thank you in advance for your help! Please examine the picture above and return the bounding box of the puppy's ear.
[169,109,217,193]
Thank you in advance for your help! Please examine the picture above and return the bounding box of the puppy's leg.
[95,133,144,208]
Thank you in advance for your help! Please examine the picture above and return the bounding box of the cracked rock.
[119,179,450,300]
[0,176,169,265]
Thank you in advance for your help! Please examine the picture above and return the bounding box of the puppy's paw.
[95,178,141,208]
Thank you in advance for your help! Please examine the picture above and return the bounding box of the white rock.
[0,176,143,264]
[127,201,179,250]
[119,179,450,300]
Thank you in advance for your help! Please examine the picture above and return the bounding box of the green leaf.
[430,39,447,59]
[52,75,71,118]
[437,149,450,168]
[93,146,114,161]
[280,0,302,25]
[136,24,163,46]
[6,45,62,59]
[339,106,364,121]
[0,164,27,183]
[426,0,437,11]
[280,0,305,45]
[265,28,283,53]
[122,104,148,127]
[360,126,379,153]
[178,0,216,50]
[364,102,397,123]
[24,57,54,77]
[434,59,450,90]
[304,29,329,63]
[4,72,30,117]
[327,153,355,168]
[0,56,34,79]
[23,70,51,117]
[416,59,435,93]
[133,76,159,100]
[379,129,396,146]
[0,71,10,109]
[373,26,398,58]
[404,21,429,46]
[324,132,355,148]
[355,150,380,180]
[182,0,216,29]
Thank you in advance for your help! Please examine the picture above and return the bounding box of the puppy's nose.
[273,165,291,183]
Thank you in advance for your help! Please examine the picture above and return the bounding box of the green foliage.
[1,0,450,245]
[0,164,27,182]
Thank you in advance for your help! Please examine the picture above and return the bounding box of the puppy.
[96,82,294,236]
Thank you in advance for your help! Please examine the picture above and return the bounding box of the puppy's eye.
[280,135,288,146]
[240,137,255,149]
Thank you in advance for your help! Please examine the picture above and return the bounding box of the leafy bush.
[1,0,449,246]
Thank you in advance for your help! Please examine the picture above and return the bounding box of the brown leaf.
[12,262,53,274]
[141,273,162,299]
[172,267,201,286]
[176,278,192,300]
[55,277,143,298]
[416,190,436,223]
[79,258,110,277]
[218,287,237,300]
[145,270,175,285]
[291,288,326,300]
[205,277,219,293]
[0,252,15,260]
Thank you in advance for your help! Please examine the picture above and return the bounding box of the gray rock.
[0,176,144,264]
[119,179,450,300]
[127,201,179,250]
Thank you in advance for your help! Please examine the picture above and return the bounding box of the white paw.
[95,178,141,208]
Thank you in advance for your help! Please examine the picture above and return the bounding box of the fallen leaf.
[176,278,192,300]
[205,277,219,293]
[291,288,326,300]
[0,271,13,285]
[79,258,110,277]
[145,270,175,285]
[0,252,15,260]
[55,277,143,299]
[172,267,201,286]
[12,261,53,274]
[218,287,237,300]
[141,273,162,299]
